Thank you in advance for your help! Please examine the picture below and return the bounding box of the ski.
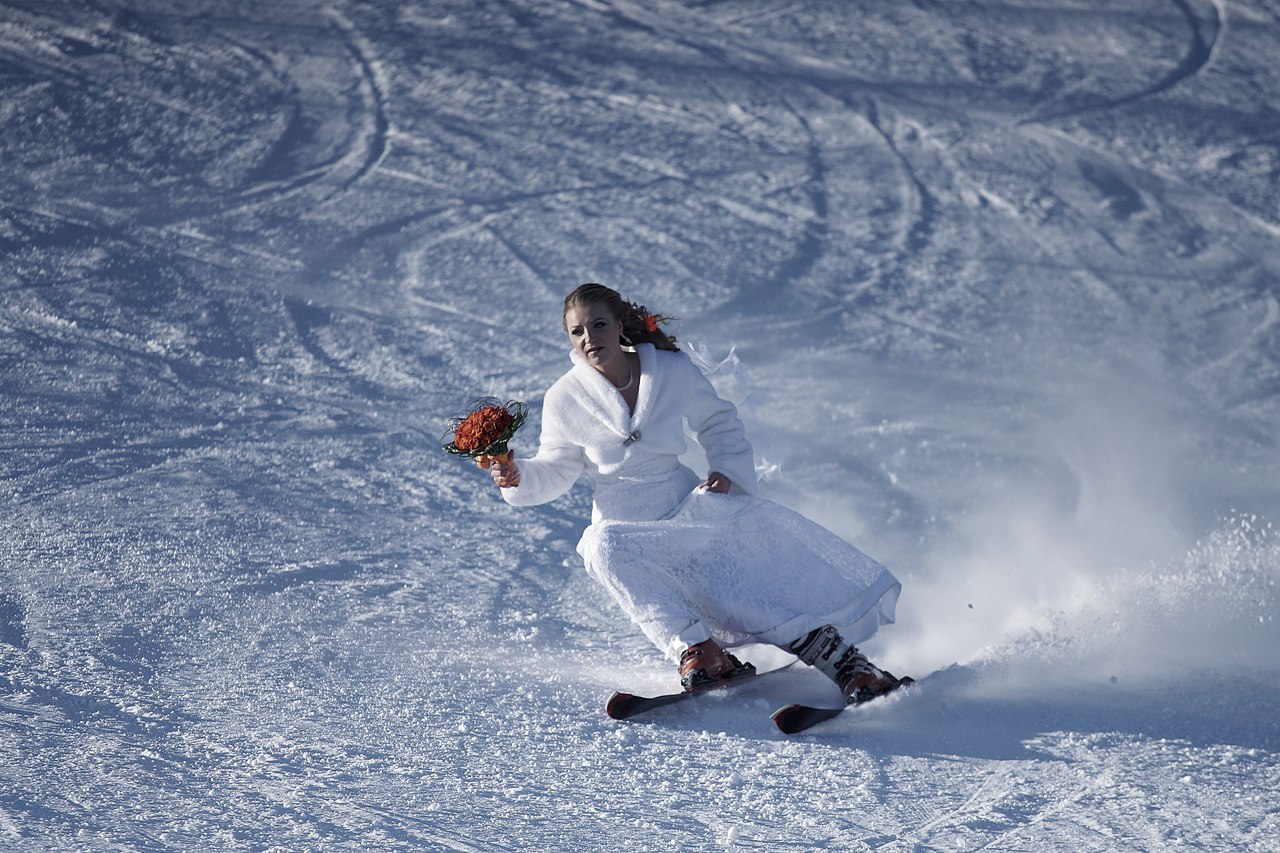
[769,703,844,734]
[772,676,915,734]
[607,661,795,721]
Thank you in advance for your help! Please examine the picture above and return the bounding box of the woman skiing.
[486,283,906,703]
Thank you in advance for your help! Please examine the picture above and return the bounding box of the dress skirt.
[576,487,901,661]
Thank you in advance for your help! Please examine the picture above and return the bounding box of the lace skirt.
[576,488,901,661]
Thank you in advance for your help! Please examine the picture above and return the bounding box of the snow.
[2,0,1279,849]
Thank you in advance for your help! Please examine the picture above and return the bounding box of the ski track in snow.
[3,0,1280,850]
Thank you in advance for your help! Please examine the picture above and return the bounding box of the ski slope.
[2,0,1278,849]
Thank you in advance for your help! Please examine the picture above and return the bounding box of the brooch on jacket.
[624,429,641,446]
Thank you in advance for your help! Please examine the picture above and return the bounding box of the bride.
[486,283,907,702]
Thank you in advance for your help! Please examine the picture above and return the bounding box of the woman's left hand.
[702,471,732,494]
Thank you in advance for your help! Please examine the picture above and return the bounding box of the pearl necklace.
[614,359,637,393]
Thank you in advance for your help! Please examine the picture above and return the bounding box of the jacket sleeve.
[679,355,758,494]
[500,391,586,507]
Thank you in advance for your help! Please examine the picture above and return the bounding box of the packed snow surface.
[3,0,1279,850]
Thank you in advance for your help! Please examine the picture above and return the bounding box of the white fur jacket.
[501,343,756,524]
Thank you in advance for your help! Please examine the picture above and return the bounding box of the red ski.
[772,675,915,734]
[606,661,797,720]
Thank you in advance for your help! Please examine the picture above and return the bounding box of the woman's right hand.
[484,455,521,488]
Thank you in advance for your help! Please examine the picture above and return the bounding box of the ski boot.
[788,625,908,705]
[678,639,755,692]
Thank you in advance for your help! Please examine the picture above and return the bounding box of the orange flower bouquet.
[441,397,528,469]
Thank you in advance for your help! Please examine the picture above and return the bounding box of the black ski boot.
[788,625,906,705]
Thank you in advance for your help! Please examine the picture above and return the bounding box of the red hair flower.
[644,314,659,333]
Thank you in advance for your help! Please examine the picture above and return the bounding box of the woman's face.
[564,302,624,371]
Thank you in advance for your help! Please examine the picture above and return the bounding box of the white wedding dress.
[503,343,900,661]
